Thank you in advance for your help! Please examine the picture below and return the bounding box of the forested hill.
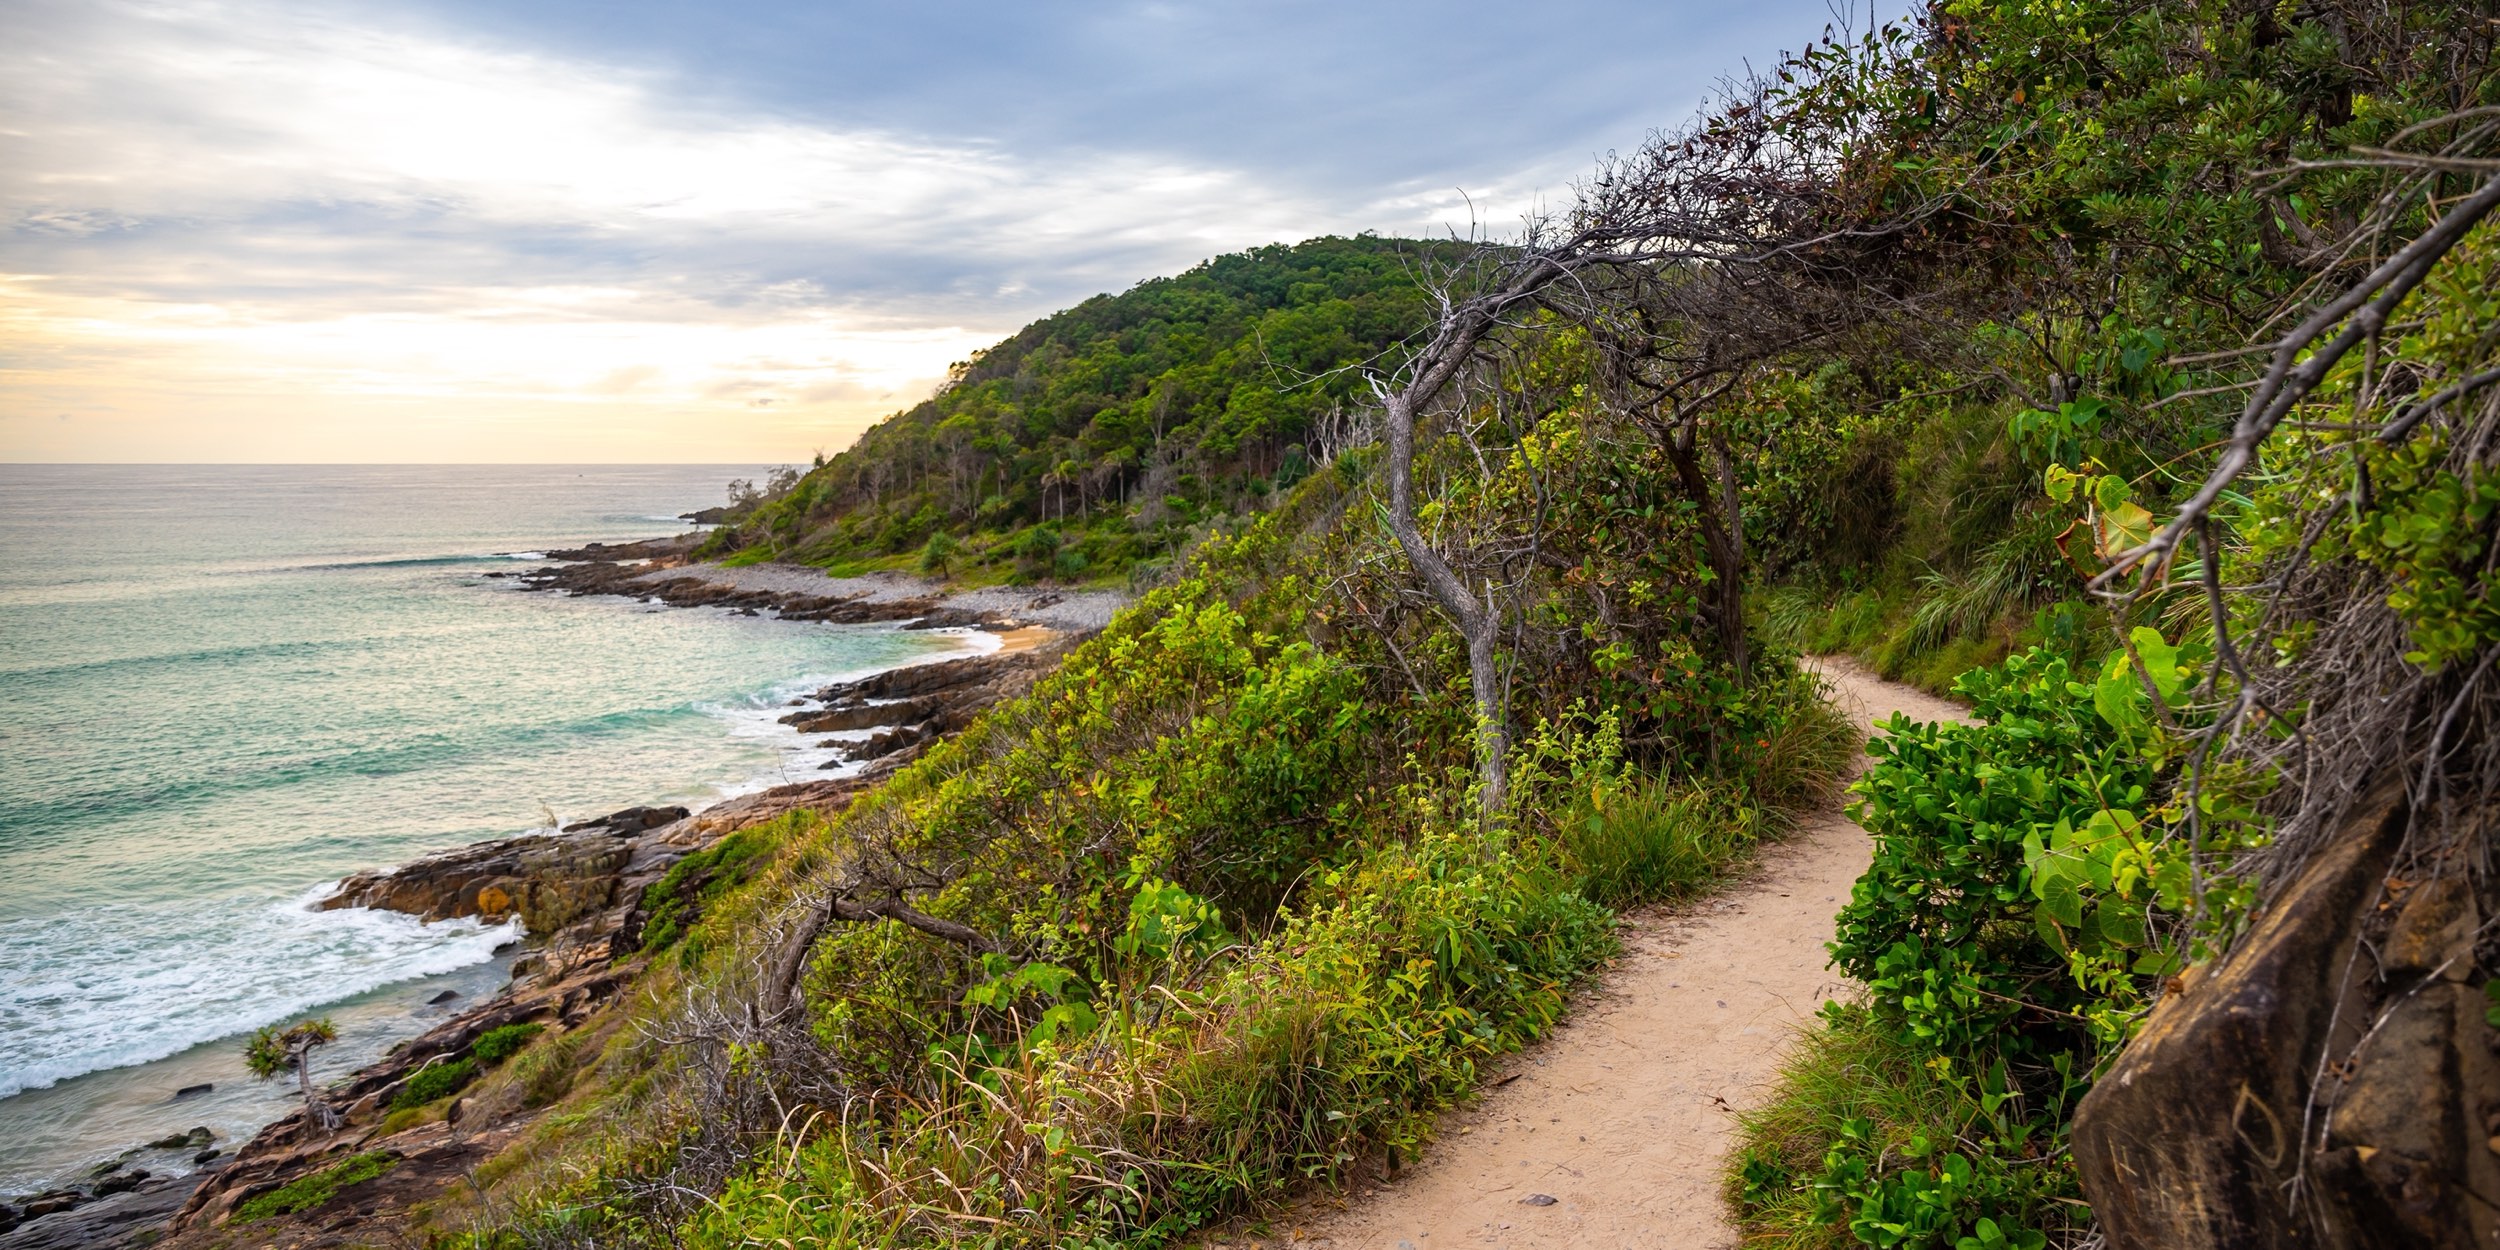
[702,235,1446,581]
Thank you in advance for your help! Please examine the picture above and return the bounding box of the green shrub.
[471,1023,543,1065]
[233,1151,396,1223]
[390,1058,477,1112]
[1735,643,2194,1248]
[638,826,780,956]
[1732,1004,2082,1250]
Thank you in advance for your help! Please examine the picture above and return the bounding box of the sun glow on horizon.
[0,0,1508,462]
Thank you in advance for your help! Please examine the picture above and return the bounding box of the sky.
[1,0,1890,463]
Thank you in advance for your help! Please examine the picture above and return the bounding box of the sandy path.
[1290,659,1964,1250]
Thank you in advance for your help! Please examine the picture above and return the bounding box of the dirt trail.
[1292,659,1964,1250]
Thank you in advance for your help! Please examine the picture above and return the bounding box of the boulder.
[562,805,689,836]
[2074,781,2500,1249]
[91,1170,147,1197]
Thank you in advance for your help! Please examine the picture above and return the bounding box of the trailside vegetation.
[408,0,2500,1246]
[454,394,1859,1246]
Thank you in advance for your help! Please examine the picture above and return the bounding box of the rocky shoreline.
[507,532,1129,633]
[3,545,1109,1250]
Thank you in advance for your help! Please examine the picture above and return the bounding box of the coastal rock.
[320,831,631,930]
[2074,780,2500,1248]
[171,1083,211,1099]
[540,533,705,563]
[783,696,938,733]
[782,650,1054,771]
[91,1170,147,1197]
[561,805,687,836]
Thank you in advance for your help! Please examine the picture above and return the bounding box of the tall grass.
[1561,780,1765,907]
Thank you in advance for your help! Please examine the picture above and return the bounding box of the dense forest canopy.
[703,235,1456,582]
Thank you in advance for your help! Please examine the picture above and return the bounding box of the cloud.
[2,0,1405,459]
[0,0,1895,460]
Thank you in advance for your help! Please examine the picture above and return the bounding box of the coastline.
[0,545,1116,1249]
[513,533,1129,634]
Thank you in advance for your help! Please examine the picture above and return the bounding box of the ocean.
[0,464,970,1193]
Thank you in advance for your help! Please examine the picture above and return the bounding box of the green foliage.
[917,530,959,577]
[1839,647,2171,1055]
[242,1017,337,1081]
[2349,435,2500,670]
[512,1033,584,1110]
[1560,775,1762,908]
[1735,641,2203,1247]
[232,1151,396,1223]
[708,236,1447,581]
[472,1023,544,1065]
[391,1058,479,1112]
[686,824,1618,1249]
[637,825,780,957]
[1736,1005,2075,1250]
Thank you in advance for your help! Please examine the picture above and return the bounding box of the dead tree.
[1367,57,1968,812]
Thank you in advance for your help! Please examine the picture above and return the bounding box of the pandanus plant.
[243,1017,340,1138]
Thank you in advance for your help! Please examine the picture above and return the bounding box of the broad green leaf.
[2039,872,2086,929]
[2098,499,2155,555]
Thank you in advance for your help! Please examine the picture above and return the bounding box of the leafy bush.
[233,1151,396,1223]
[472,1023,543,1065]
[684,823,1616,1248]
[390,1058,478,1112]
[1835,647,2166,1056]
[1734,642,2199,1247]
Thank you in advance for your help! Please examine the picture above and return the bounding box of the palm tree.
[244,1018,340,1137]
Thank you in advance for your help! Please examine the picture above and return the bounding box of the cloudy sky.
[2,0,1886,462]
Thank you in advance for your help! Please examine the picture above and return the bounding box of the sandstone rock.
[2075,781,2500,1249]
[562,805,688,836]
[783,697,937,733]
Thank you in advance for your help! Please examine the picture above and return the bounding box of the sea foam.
[0,888,519,1100]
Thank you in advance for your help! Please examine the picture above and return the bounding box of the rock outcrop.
[783,647,1055,770]
[521,556,954,624]
[2074,780,2500,1249]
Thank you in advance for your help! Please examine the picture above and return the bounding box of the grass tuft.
[234,1151,397,1224]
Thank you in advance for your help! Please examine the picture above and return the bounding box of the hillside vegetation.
[701,236,1446,584]
[424,1,2500,1248]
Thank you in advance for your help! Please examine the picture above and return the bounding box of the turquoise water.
[0,465,966,1189]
